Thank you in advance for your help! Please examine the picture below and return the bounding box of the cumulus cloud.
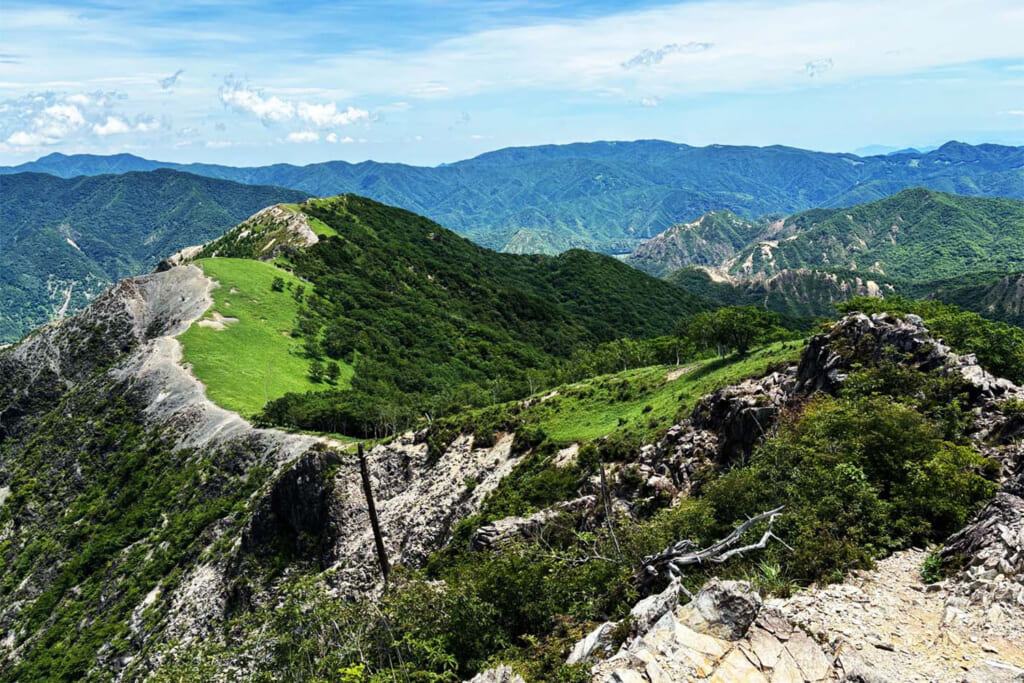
[93,116,130,135]
[220,79,368,130]
[325,132,354,143]
[159,69,184,90]
[1007,110,1024,116]
[205,140,233,148]
[621,42,713,69]
[640,96,661,107]
[134,116,162,132]
[0,91,159,148]
[296,102,369,126]
[284,130,319,143]
[804,58,834,78]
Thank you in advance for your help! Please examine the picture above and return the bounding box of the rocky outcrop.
[796,312,1020,402]
[195,204,321,261]
[588,579,834,682]
[469,496,597,552]
[466,665,527,683]
[942,493,1024,627]
[329,431,525,592]
[0,264,526,677]
[581,550,1024,682]
[636,368,797,501]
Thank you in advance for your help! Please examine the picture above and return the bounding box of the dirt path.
[775,550,1024,681]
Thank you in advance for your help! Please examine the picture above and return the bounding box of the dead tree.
[358,442,390,583]
[639,505,787,589]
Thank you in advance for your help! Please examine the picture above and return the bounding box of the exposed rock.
[589,549,1024,682]
[942,493,1024,625]
[589,580,832,682]
[469,496,596,552]
[465,664,527,683]
[677,580,763,640]
[629,580,682,636]
[568,621,621,665]
[0,264,528,676]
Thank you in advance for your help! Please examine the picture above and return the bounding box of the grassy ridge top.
[178,258,350,416]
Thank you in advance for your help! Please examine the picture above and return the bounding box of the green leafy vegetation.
[253,195,707,436]
[0,390,274,682]
[10,141,1024,255]
[178,258,350,416]
[729,188,1024,282]
[0,170,307,342]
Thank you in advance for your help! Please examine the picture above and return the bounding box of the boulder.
[678,579,763,640]
[628,580,681,636]
[566,621,621,665]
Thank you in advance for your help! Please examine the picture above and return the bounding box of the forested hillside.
[174,195,708,435]
[0,171,307,342]
[6,140,1024,254]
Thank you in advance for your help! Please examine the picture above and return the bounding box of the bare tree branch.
[640,505,786,584]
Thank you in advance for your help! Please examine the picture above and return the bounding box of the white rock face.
[0,263,530,672]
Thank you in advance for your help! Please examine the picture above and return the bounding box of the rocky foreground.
[472,312,1024,682]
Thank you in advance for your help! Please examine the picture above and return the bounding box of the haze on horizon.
[2,0,1024,167]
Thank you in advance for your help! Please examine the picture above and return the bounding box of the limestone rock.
[465,665,527,683]
[568,621,621,665]
[678,579,763,640]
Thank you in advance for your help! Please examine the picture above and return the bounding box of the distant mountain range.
[0,170,307,341]
[631,188,1024,324]
[5,140,1024,254]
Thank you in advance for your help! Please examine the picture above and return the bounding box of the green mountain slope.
[180,194,707,431]
[0,170,308,342]
[727,188,1024,281]
[627,210,766,276]
[7,140,1024,254]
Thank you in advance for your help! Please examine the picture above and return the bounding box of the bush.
[704,394,996,583]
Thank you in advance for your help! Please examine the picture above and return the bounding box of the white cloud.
[298,0,1024,101]
[220,81,294,122]
[93,116,130,135]
[205,140,233,148]
[621,42,713,69]
[134,116,161,132]
[640,96,661,107]
[6,130,49,146]
[284,130,319,143]
[220,79,368,130]
[325,133,355,143]
[297,102,369,127]
[1007,110,1024,116]
[0,91,160,149]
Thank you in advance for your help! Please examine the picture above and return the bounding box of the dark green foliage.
[730,188,1024,282]
[704,392,996,582]
[920,550,945,584]
[257,195,706,436]
[0,390,272,681]
[0,170,307,341]
[10,141,1024,254]
[679,306,790,356]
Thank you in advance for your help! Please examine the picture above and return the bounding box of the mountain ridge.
[0,170,308,342]
[7,140,1024,254]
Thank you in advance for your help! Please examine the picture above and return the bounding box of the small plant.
[920,549,944,584]
[746,560,797,597]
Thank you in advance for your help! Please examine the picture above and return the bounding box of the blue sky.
[2,0,1023,166]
